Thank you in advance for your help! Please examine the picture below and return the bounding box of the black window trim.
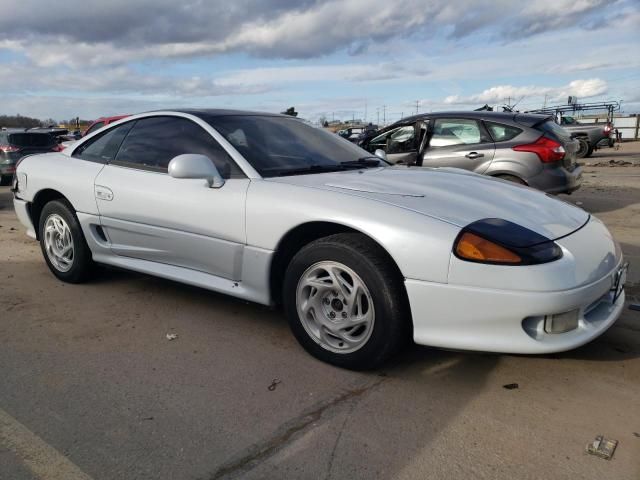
[71,119,137,164]
[107,115,244,178]
[72,114,246,178]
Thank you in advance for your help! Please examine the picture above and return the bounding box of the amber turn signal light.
[455,232,522,264]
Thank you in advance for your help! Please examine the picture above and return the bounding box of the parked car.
[359,111,582,194]
[559,116,613,157]
[338,127,365,143]
[0,129,60,185]
[12,109,626,369]
[83,115,130,137]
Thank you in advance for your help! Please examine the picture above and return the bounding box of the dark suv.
[359,111,582,194]
[0,129,58,185]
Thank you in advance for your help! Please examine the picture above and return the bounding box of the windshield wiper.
[340,157,383,168]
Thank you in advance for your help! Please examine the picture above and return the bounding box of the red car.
[83,115,129,137]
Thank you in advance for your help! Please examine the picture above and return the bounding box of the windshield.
[204,115,384,177]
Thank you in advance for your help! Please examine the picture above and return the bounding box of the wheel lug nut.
[342,312,347,318]
[323,298,330,305]
[329,311,336,318]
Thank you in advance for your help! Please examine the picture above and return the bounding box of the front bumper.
[406,258,626,354]
[528,164,582,194]
[13,197,37,239]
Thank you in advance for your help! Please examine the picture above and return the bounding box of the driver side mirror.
[168,154,225,188]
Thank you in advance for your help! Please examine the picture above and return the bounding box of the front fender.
[245,179,459,284]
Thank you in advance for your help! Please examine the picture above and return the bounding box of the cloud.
[0,64,273,97]
[0,0,625,66]
[215,62,430,86]
[443,78,609,105]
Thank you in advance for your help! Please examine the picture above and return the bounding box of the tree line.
[0,114,95,130]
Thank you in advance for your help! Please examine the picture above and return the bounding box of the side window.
[430,119,489,147]
[72,121,135,164]
[367,126,415,153]
[113,116,243,178]
[85,121,104,136]
[485,121,522,142]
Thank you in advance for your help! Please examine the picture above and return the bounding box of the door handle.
[465,152,484,159]
[95,185,114,201]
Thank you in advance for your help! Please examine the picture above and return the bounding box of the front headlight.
[453,218,563,265]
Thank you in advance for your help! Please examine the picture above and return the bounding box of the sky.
[0,0,638,124]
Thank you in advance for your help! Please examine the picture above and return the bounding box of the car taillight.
[52,144,65,152]
[513,136,565,163]
[0,144,20,153]
[604,125,612,134]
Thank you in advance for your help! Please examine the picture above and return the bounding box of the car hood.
[268,167,589,241]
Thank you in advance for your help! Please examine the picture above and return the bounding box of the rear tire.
[283,233,410,370]
[575,138,590,158]
[585,144,594,157]
[38,200,94,283]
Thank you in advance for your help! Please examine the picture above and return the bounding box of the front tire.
[283,233,410,370]
[38,200,94,283]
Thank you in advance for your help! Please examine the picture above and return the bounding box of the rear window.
[8,133,55,147]
[485,121,522,142]
[539,121,571,142]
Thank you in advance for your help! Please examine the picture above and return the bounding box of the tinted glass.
[540,120,571,142]
[114,116,243,178]
[85,122,104,136]
[431,119,489,147]
[73,121,135,163]
[485,121,522,142]
[7,133,55,147]
[205,115,382,177]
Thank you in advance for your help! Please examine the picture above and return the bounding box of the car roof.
[3,128,53,134]
[167,108,286,118]
[397,111,550,125]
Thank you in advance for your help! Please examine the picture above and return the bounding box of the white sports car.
[11,109,627,369]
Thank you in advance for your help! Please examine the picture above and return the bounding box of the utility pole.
[415,100,419,114]
[364,101,367,123]
[376,108,380,125]
[543,94,549,109]
[383,105,386,125]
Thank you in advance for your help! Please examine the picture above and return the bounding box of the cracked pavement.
[1,143,639,479]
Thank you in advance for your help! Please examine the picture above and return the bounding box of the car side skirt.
[77,212,274,306]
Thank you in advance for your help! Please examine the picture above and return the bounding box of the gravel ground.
[1,144,639,480]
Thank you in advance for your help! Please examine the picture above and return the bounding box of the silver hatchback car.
[359,111,582,194]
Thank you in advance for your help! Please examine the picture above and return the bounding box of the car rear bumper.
[0,164,16,176]
[406,258,625,354]
[527,164,582,194]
